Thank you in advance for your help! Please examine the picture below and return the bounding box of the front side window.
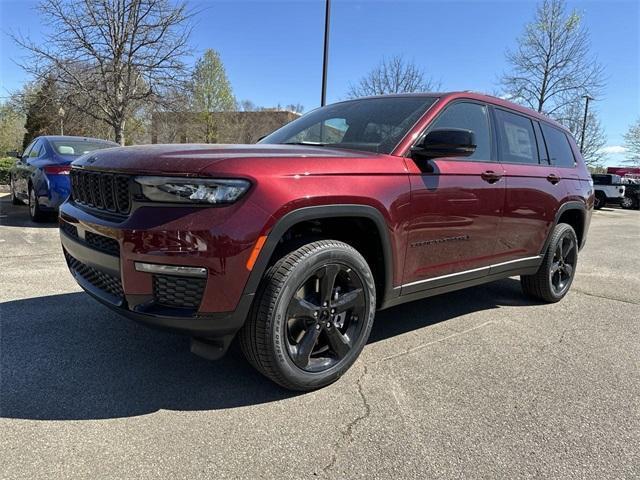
[425,102,491,160]
[260,96,438,154]
[540,123,576,168]
[495,109,538,164]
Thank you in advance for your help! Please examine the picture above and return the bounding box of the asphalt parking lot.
[1,193,638,479]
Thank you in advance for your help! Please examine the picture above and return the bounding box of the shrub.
[0,157,15,185]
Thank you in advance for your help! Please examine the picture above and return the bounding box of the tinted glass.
[591,174,610,185]
[29,140,42,158]
[260,96,438,154]
[50,140,116,156]
[495,109,538,164]
[426,102,491,160]
[540,124,576,168]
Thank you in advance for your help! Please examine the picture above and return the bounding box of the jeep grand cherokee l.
[59,92,593,390]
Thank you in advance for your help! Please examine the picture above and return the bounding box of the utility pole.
[320,0,331,107]
[580,95,593,152]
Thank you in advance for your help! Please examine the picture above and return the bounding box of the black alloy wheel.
[549,232,577,297]
[284,263,367,372]
[239,240,376,391]
[521,223,578,303]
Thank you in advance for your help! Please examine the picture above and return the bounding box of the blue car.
[9,135,118,222]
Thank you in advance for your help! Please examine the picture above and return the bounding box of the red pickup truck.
[59,92,593,390]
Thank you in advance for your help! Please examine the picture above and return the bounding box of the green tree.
[22,75,62,148]
[191,49,235,143]
[623,119,640,166]
[0,101,26,154]
[501,0,604,115]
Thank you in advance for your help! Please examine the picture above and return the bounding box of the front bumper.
[58,200,262,340]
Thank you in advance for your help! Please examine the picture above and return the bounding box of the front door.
[402,101,505,293]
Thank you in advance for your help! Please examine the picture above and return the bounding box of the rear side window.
[591,174,609,185]
[426,102,491,161]
[540,124,576,168]
[494,109,538,164]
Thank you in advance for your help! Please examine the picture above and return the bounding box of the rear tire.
[239,240,376,391]
[28,185,47,223]
[521,223,578,303]
[594,191,606,210]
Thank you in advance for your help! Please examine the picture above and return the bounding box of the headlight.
[135,176,250,204]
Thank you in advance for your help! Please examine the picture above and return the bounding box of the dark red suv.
[59,92,593,390]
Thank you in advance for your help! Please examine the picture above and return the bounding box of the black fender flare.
[242,204,396,306]
[539,201,588,255]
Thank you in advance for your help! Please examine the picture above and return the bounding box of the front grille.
[71,169,131,215]
[85,231,120,257]
[153,275,206,310]
[64,250,123,299]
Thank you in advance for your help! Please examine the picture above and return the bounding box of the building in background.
[151,110,300,144]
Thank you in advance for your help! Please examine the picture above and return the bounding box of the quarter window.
[495,109,538,164]
[426,102,491,160]
[540,123,576,168]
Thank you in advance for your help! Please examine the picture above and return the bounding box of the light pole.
[58,107,65,136]
[580,95,593,152]
[320,0,331,107]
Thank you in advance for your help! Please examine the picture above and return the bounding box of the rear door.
[492,109,570,263]
[403,101,506,292]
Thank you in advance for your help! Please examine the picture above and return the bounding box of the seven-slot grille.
[70,169,131,214]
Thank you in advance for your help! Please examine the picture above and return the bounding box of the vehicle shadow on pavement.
[0,196,59,228]
[0,278,536,421]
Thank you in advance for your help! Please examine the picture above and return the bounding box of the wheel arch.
[243,205,396,307]
[541,201,588,254]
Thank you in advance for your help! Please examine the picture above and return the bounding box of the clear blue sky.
[1,0,638,165]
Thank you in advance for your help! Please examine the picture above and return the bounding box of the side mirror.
[411,128,476,159]
[6,150,21,158]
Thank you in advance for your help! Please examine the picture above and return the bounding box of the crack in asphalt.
[572,289,639,306]
[320,365,372,476]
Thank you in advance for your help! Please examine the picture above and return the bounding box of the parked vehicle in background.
[59,92,593,390]
[9,136,118,222]
[620,177,640,210]
[607,166,640,177]
[591,174,625,210]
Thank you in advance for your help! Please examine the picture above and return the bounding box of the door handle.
[481,170,502,184]
[546,174,560,184]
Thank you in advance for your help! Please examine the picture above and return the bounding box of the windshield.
[51,139,117,156]
[260,96,438,154]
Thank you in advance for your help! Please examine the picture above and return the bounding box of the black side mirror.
[411,128,476,159]
[6,150,21,158]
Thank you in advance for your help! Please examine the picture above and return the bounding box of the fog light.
[134,262,207,277]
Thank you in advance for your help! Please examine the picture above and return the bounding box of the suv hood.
[71,144,379,175]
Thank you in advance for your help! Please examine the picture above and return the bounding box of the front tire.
[621,196,634,209]
[10,175,22,205]
[521,223,578,303]
[594,191,606,210]
[239,240,376,391]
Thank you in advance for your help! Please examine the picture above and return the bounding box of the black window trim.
[491,106,546,167]
[409,98,498,163]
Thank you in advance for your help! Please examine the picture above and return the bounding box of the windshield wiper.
[281,141,327,147]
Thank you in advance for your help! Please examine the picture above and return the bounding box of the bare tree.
[347,55,440,98]
[623,119,640,166]
[13,0,192,145]
[501,0,604,115]
[555,102,606,166]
